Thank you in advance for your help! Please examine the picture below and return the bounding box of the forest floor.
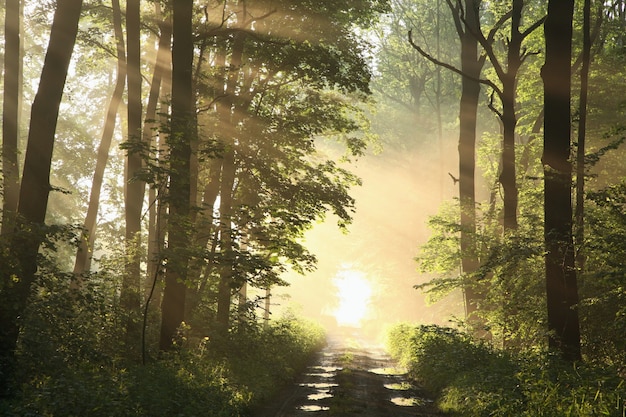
[252,333,445,417]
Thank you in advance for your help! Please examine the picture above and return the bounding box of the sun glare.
[332,269,372,328]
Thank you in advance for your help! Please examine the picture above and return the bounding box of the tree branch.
[521,15,547,39]
[444,0,465,38]
[408,29,503,97]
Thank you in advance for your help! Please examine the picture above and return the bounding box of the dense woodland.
[0,0,625,415]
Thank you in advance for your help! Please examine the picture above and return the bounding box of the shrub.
[386,323,626,417]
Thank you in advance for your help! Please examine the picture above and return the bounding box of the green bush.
[1,272,325,417]
[215,313,326,406]
[386,323,626,417]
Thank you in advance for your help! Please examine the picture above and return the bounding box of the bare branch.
[407,29,503,98]
[444,0,465,38]
[487,91,503,120]
[485,11,513,44]
[520,48,541,64]
[521,15,547,39]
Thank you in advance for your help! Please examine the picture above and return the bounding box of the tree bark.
[575,0,592,274]
[1,0,21,237]
[122,0,143,344]
[541,0,581,362]
[143,5,171,297]
[498,1,523,232]
[0,0,83,393]
[216,145,236,333]
[456,0,484,323]
[215,32,246,334]
[159,0,193,351]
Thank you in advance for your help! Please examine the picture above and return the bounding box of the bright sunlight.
[332,268,372,327]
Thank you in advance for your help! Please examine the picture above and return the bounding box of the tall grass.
[1,287,326,417]
[387,323,626,417]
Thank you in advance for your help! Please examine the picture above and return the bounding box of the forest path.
[253,335,445,417]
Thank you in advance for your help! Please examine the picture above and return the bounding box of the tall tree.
[408,0,487,324]
[450,0,485,323]
[1,0,21,236]
[121,0,144,342]
[159,0,193,351]
[472,2,545,232]
[185,0,385,333]
[144,3,172,299]
[214,29,245,334]
[542,0,582,362]
[0,0,84,393]
[74,0,127,277]
[575,0,593,273]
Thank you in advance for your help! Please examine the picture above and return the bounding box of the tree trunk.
[216,146,236,333]
[499,0,523,233]
[122,0,143,347]
[143,6,171,297]
[575,0,592,274]
[541,0,582,362]
[0,0,83,393]
[185,157,223,318]
[73,0,126,277]
[457,0,484,323]
[215,32,246,334]
[1,0,21,237]
[264,287,271,328]
[147,16,173,308]
[159,0,193,351]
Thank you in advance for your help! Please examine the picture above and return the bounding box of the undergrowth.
[0,286,326,417]
[387,323,626,417]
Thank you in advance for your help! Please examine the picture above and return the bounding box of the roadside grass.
[0,309,326,417]
[386,323,626,417]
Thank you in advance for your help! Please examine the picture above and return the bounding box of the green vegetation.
[387,324,626,416]
[0,259,325,416]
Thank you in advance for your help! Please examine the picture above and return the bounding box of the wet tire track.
[253,339,444,417]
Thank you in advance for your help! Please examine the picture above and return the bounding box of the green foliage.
[387,324,626,417]
[1,265,325,416]
[580,180,626,364]
[5,349,246,417]
[215,313,326,405]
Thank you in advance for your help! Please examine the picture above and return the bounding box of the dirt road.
[253,337,444,417]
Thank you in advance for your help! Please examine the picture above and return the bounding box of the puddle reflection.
[384,382,411,390]
[298,382,338,389]
[307,391,333,401]
[298,404,330,412]
[305,372,335,378]
[390,396,422,406]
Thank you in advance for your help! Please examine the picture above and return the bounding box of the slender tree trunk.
[457,0,484,323]
[499,1,523,233]
[74,0,126,277]
[542,0,581,362]
[215,32,246,334]
[264,287,271,328]
[575,0,592,274]
[143,6,171,297]
[159,0,193,351]
[185,157,223,318]
[1,0,21,237]
[0,0,83,394]
[122,0,143,346]
[216,146,236,333]
[238,283,247,324]
[147,18,173,308]
[436,0,444,201]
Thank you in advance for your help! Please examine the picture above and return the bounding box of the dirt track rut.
[254,338,444,417]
